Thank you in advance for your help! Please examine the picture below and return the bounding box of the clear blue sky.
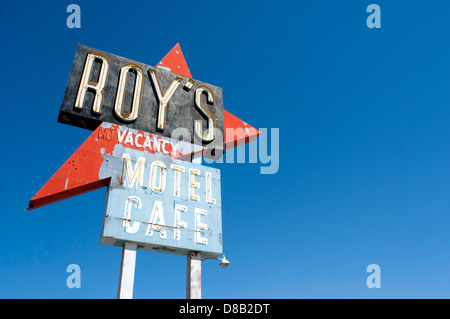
[2,0,450,298]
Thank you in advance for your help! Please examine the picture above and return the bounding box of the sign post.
[117,242,138,299]
[187,251,202,299]
[188,154,203,299]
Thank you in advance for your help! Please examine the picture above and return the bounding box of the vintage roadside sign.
[59,44,224,154]
[28,44,259,211]
[28,43,259,299]
[100,151,222,259]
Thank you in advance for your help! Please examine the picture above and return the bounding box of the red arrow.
[156,43,192,78]
[28,44,259,210]
[157,43,260,151]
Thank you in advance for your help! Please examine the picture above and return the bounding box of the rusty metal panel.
[99,151,222,259]
[58,44,224,150]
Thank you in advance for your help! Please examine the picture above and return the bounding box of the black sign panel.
[58,44,224,153]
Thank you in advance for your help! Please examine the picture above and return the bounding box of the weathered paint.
[28,123,204,210]
[157,43,260,151]
[223,109,260,149]
[157,43,192,78]
[29,43,260,211]
[100,151,222,259]
[58,44,224,151]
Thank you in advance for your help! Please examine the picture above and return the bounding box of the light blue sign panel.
[100,151,222,259]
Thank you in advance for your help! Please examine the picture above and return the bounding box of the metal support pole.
[117,242,137,299]
[187,251,202,299]
[187,153,202,299]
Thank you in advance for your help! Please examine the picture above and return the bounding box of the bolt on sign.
[58,44,224,158]
[100,151,222,259]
